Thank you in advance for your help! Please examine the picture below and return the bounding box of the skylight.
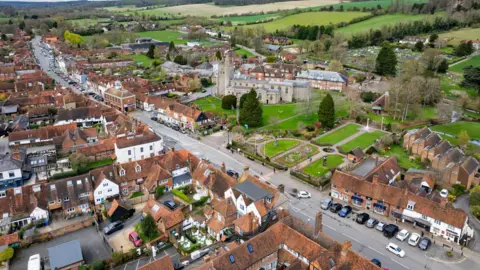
[152,205,160,213]
[229,255,235,264]
[247,244,253,253]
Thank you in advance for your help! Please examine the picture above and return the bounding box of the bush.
[172,189,192,203]
[92,261,105,270]
[451,184,466,197]
[445,250,453,257]
[469,186,480,206]
[360,91,379,103]
[155,186,165,199]
[222,95,237,110]
[305,125,315,132]
[0,247,14,262]
[471,205,480,219]
[192,196,209,207]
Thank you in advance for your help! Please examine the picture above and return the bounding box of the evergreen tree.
[19,21,25,30]
[239,89,263,127]
[146,44,155,59]
[376,42,397,76]
[8,19,12,25]
[462,66,480,96]
[437,59,449,73]
[168,41,175,52]
[222,95,237,110]
[52,21,58,28]
[318,93,335,129]
[216,50,222,60]
[239,93,248,108]
[414,41,424,52]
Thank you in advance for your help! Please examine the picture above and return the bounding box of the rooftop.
[48,239,83,270]
[233,180,272,201]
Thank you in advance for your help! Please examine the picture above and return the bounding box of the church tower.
[216,50,234,97]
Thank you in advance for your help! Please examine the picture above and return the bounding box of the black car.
[103,221,124,235]
[172,125,180,131]
[370,258,381,267]
[329,203,342,213]
[226,169,239,178]
[418,237,432,250]
[151,116,158,121]
[356,213,370,224]
[383,224,399,238]
[164,200,177,210]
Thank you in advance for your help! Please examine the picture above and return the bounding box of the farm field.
[337,13,442,36]
[314,123,361,145]
[227,11,369,32]
[431,121,480,140]
[68,18,111,27]
[449,55,480,74]
[219,13,281,24]
[439,28,480,46]
[263,139,301,158]
[137,30,187,44]
[302,154,344,177]
[340,130,386,152]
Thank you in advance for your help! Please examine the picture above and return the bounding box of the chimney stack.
[440,196,448,208]
[221,162,226,173]
[341,241,352,256]
[372,174,379,185]
[314,211,323,236]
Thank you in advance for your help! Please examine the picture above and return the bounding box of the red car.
[129,232,142,247]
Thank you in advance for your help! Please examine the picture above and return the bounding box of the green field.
[227,11,369,32]
[132,54,154,67]
[340,130,386,152]
[439,28,480,46]
[382,145,422,169]
[137,30,186,44]
[431,121,480,140]
[234,48,254,57]
[337,13,441,36]
[314,123,361,145]
[193,96,235,117]
[302,155,344,177]
[263,139,300,158]
[219,13,280,24]
[68,18,111,27]
[450,55,480,74]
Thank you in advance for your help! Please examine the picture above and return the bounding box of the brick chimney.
[341,241,352,256]
[12,151,21,161]
[440,196,448,208]
[314,211,323,236]
[372,174,379,185]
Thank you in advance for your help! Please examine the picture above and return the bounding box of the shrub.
[360,91,379,103]
[469,186,480,206]
[155,186,165,199]
[92,261,105,270]
[445,250,453,257]
[471,205,480,219]
[0,247,14,262]
[222,95,237,110]
[451,184,466,197]
[305,125,315,132]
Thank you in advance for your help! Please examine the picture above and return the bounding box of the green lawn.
[302,155,344,178]
[431,121,480,140]
[382,145,422,169]
[340,130,386,152]
[137,30,187,44]
[275,144,319,167]
[132,54,154,66]
[234,48,254,57]
[439,28,480,46]
[337,13,442,36]
[441,75,477,98]
[314,123,361,145]
[262,139,300,158]
[225,11,369,32]
[262,103,302,126]
[193,96,235,117]
[450,55,480,74]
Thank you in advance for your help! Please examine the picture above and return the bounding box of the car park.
[297,191,311,198]
[370,258,381,267]
[408,233,421,246]
[396,229,410,241]
[103,221,124,235]
[164,200,177,210]
[320,198,332,210]
[375,222,386,232]
[338,206,352,217]
[365,218,379,228]
[418,237,432,250]
[129,232,143,247]
[329,203,342,213]
[226,169,239,178]
[386,243,405,257]
[356,213,370,224]
[383,224,399,238]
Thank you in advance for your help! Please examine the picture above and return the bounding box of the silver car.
[321,198,332,210]
[366,218,379,228]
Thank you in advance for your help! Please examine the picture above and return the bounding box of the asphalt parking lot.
[114,246,180,270]
[10,226,112,270]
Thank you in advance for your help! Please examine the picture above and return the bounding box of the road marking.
[341,233,360,243]
[367,246,385,256]
[136,258,140,269]
[324,224,337,231]
[391,258,410,269]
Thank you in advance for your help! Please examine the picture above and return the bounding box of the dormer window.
[136,165,141,172]
[407,201,415,211]
[64,197,69,202]
[119,169,125,176]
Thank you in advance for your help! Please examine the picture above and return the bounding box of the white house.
[0,153,27,190]
[114,131,163,163]
[93,177,119,205]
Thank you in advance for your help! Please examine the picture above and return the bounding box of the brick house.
[45,175,93,219]
[142,200,184,245]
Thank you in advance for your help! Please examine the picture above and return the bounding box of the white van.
[28,254,42,270]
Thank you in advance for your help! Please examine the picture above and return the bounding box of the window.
[140,147,143,153]
[422,214,428,220]
[247,244,253,253]
[50,184,56,190]
[435,220,441,225]
[103,183,108,187]
[107,189,112,192]
[49,201,55,205]
[136,165,141,172]
[119,169,125,176]
[150,145,153,151]
[67,208,75,213]
[448,225,455,230]
[128,150,132,155]
[407,201,415,211]
[64,197,69,202]
[14,187,21,195]
[121,182,127,186]
[9,172,14,178]
[0,191,5,198]
[0,174,3,179]
[98,191,102,195]
[67,181,72,186]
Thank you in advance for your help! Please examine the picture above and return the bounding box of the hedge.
[172,189,192,203]
[290,170,330,188]
[231,141,287,171]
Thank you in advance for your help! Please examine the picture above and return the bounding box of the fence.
[127,194,154,205]
[23,217,95,244]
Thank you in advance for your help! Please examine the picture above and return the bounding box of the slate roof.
[173,172,192,186]
[296,69,347,83]
[115,130,162,149]
[56,107,103,122]
[462,156,479,175]
[48,239,83,270]
[233,180,272,201]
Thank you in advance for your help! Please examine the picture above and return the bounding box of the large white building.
[93,176,119,205]
[114,130,164,163]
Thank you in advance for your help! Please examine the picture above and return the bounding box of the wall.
[115,140,163,163]
[24,217,94,244]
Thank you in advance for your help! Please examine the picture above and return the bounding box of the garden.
[381,145,423,169]
[313,123,361,146]
[178,227,214,254]
[338,130,386,153]
[301,155,344,178]
[262,139,300,158]
[274,144,319,167]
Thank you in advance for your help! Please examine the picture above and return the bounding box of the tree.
[70,153,88,171]
[168,41,175,52]
[0,247,14,263]
[462,66,480,96]
[318,93,335,129]
[1,34,6,41]
[375,42,397,76]
[421,48,443,72]
[455,41,474,57]
[216,50,222,60]
[146,44,155,59]
[173,55,187,65]
[92,261,105,270]
[52,21,58,28]
[414,41,424,52]
[328,60,343,72]
[19,21,25,30]
[437,59,449,73]
[140,214,158,240]
[8,19,12,25]
[239,93,248,109]
[458,130,470,149]
[429,33,438,44]
[239,89,263,127]
[155,186,165,199]
[222,95,237,110]
[63,30,84,46]
[266,56,277,63]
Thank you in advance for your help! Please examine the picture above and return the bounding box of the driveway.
[10,226,112,270]
[454,194,480,251]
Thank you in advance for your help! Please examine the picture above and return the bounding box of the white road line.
[136,258,140,270]
[341,233,360,243]
[391,258,410,269]
[367,246,385,256]
[323,224,337,231]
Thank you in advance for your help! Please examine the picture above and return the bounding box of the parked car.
[366,218,379,228]
[151,116,158,121]
[180,129,187,134]
[164,200,177,210]
[320,198,332,210]
[356,213,370,224]
[375,222,386,232]
[383,224,399,238]
[370,258,381,267]
[386,243,405,257]
[408,233,421,247]
[297,191,311,198]
[329,203,342,213]
[226,169,239,178]
[28,254,42,270]
[103,221,124,235]
[129,232,142,247]
[172,125,180,131]
[418,237,432,250]
[396,229,410,241]
[338,206,352,217]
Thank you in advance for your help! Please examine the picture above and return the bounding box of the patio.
[178,227,214,254]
